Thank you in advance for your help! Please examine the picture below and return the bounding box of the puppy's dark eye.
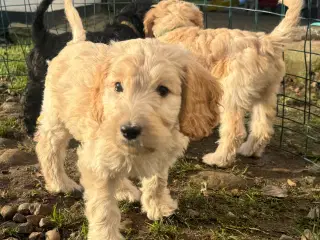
[156,85,169,97]
[115,82,123,92]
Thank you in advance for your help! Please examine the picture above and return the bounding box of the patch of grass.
[119,201,140,214]
[230,165,249,177]
[312,192,320,201]
[147,220,180,240]
[177,186,218,224]
[0,44,32,94]
[3,226,19,237]
[244,188,261,205]
[49,202,87,235]
[17,141,36,153]
[173,185,305,239]
[27,189,42,198]
[0,118,20,137]
[80,221,88,239]
[8,76,28,94]
[210,227,247,240]
[51,204,67,229]
[296,217,320,239]
[170,158,203,179]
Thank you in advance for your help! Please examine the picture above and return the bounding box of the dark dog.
[23,0,151,136]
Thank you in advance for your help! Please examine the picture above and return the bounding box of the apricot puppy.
[35,0,221,238]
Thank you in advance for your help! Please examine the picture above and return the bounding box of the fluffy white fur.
[35,0,221,238]
[144,0,304,167]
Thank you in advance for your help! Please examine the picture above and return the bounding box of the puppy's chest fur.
[78,130,189,179]
[126,133,189,178]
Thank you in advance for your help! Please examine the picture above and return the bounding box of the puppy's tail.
[267,0,304,45]
[32,0,54,46]
[64,0,86,43]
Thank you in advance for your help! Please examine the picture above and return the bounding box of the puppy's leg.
[203,106,247,167]
[36,116,82,193]
[78,144,123,240]
[238,93,276,157]
[140,168,177,220]
[115,178,141,202]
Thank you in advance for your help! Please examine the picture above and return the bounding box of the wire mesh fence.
[0,0,319,163]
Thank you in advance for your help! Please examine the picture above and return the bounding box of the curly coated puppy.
[144,0,304,167]
[35,0,221,238]
[24,0,152,136]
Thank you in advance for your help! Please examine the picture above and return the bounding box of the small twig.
[241,166,249,176]
[224,226,247,236]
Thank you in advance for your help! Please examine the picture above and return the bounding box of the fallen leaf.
[227,211,236,218]
[307,206,320,219]
[287,179,297,187]
[301,229,315,240]
[262,185,288,198]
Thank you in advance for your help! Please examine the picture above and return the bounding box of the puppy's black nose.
[120,124,142,140]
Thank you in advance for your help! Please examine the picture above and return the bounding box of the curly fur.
[144,0,304,167]
[35,0,221,238]
[23,0,152,136]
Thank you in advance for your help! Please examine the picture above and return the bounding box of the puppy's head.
[144,0,203,38]
[114,0,153,37]
[94,39,220,154]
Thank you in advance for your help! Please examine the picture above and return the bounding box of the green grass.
[2,226,19,238]
[119,201,140,214]
[80,221,89,239]
[0,118,20,137]
[210,227,248,240]
[147,220,181,240]
[296,218,320,240]
[0,43,32,94]
[51,204,67,229]
[170,158,204,179]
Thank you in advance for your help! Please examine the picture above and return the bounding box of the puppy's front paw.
[45,177,83,194]
[141,194,177,220]
[87,229,124,240]
[202,152,235,168]
[238,140,265,158]
[237,141,254,157]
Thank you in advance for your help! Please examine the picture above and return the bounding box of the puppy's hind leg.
[36,115,82,194]
[203,104,247,168]
[238,92,276,158]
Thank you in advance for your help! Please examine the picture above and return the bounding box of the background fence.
[0,0,319,164]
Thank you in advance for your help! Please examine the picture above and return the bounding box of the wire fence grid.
[0,0,319,163]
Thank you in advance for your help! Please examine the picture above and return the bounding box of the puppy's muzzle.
[120,123,142,140]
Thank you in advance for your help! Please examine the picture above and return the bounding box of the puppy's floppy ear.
[179,57,222,140]
[143,7,156,37]
[90,58,110,124]
[190,7,204,28]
